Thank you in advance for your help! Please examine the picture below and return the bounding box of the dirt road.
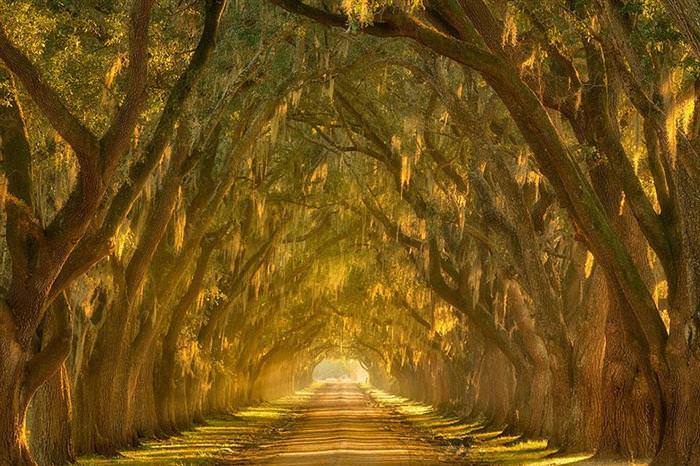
[224,381,449,465]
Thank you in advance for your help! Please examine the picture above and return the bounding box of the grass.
[79,383,650,466]
[363,385,648,466]
[77,386,317,466]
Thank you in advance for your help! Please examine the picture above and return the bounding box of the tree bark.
[26,299,75,466]
[598,296,659,458]
[653,166,700,465]
[26,366,74,466]
[0,317,33,465]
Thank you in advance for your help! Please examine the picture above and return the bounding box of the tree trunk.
[648,150,700,463]
[653,264,700,465]
[155,346,181,434]
[132,349,159,438]
[0,327,34,466]
[653,354,700,465]
[26,365,74,466]
[74,295,135,454]
[26,297,75,466]
[565,269,607,454]
[475,347,512,428]
[598,297,659,458]
[75,359,133,455]
[1,297,72,466]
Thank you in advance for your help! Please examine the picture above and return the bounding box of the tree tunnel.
[1,0,700,465]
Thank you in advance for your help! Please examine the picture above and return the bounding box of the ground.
[78,382,648,465]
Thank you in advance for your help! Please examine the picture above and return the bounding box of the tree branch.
[99,0,155,167]
[23,293,72,404]
[0,27,98,161]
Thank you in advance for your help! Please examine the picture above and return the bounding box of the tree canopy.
[1,0,700,465]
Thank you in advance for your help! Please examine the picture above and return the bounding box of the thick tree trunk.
[25,298,75,466]
[653,355,700,465]
[598,298,659,458]
[174,379,192,431]
[503,282,553,439]
[0,329,34,466]
[653,273,700,465]
[132,350,160,438]
[1,299,71,466]
[155,348,181,434]
[474,347,512,428]
[208,370,230,413]
[186,366,207,424]
[545,349,577,449]
[513,362,551,439]
[155,320,190,433]
[26,366,75,466]
[646,154,700,464]
[74,296,134,454]
[565,270,607,454]
[75,359,133,455]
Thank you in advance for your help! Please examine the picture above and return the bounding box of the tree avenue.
[0,0,699,465]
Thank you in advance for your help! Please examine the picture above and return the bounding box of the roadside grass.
[363,385,649,466]
[77,386,317,466]
[79,383,650,466]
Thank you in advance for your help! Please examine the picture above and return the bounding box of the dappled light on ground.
[224,382,445,464]
[77,388,316,465]
[365,386,618,465]
[78,383,647,465]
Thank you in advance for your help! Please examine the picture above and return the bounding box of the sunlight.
[312,358,369,383]
[1,1,693,464]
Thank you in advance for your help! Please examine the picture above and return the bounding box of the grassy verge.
[78,386,317,466]
[363,385,648,465]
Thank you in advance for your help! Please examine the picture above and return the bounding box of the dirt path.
[78,384,626,465]
[223,381,449,465]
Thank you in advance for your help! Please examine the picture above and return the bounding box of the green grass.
[78,387,317,466]
[362,385,648,465]
[79,384,648,466]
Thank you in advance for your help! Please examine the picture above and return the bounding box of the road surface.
[223,381,449,465]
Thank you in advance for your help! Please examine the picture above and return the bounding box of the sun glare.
[312,358,370,383]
